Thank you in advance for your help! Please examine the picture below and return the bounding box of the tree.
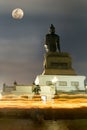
[32,84,41,95]
[13,81,17,86]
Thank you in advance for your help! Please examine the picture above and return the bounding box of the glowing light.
[41,95,47,102]
[0,95,87,109]
[52,77,58,84]
[35,77,39,85]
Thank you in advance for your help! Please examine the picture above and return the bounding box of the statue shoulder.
[46,33,50,37]
[55,33,59,37]
[45,34,51,39]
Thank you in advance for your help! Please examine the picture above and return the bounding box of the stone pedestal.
[43,52,76,75]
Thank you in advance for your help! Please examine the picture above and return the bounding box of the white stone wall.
[12,85,33,97]
[35,75,86,92]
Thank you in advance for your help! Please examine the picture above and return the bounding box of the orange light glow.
[0,97,87,109]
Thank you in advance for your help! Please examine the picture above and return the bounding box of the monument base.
[43,68,76,75]
[43,52,76,75]
[35,75,86,99]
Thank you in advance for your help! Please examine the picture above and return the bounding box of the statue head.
[49,24,55,34]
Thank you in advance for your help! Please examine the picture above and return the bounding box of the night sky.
[0,0,87,86]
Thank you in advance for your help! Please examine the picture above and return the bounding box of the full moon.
[12,8,24,19]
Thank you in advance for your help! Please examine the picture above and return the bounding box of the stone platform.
[43,52,76,75]
[35,75,86,93]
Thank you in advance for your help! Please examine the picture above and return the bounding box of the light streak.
[0,97,87,109]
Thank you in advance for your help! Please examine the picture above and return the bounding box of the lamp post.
[35,77,39,86]
[52,77,58,95]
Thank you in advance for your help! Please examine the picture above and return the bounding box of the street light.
[52,77,58,95]
[35,77,39,85]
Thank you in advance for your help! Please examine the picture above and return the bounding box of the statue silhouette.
[44,24,61,52]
